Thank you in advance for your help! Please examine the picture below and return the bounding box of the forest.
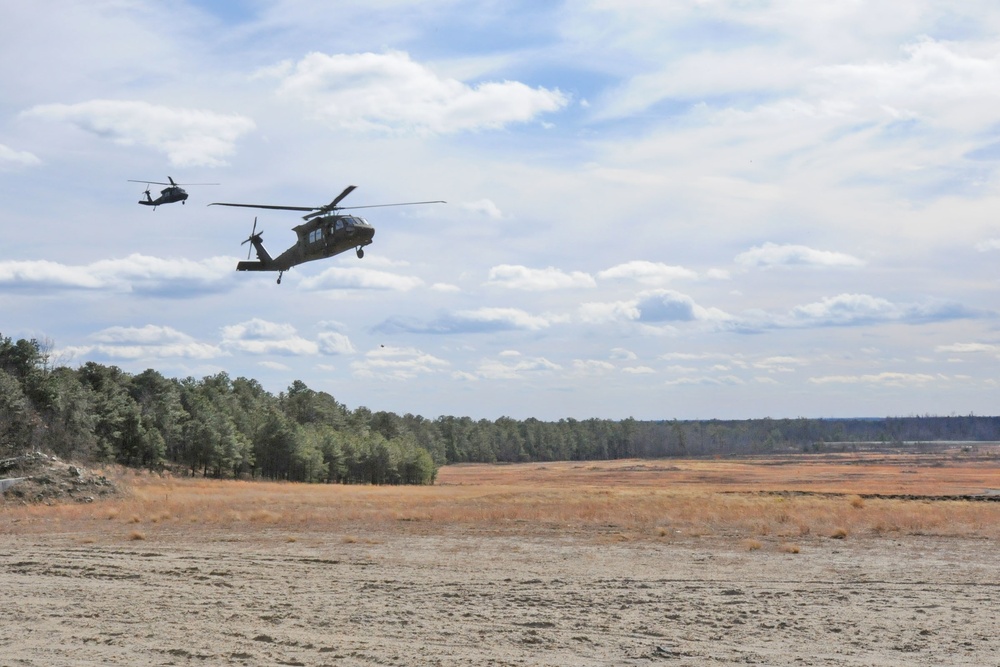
[2,334,999,484]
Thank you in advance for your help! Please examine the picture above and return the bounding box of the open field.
[2,451,1000,665]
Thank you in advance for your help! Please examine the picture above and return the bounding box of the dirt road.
[2,528,997,666]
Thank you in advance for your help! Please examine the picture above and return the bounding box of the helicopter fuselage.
[238,214,375,276]
[139,186,188,207]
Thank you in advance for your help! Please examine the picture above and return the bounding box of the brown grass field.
[6,449,1000,542]
[2,450,1000,665]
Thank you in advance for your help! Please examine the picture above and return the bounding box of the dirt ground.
[1,526,998,666]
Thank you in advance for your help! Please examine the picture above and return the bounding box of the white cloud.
[0,255,234,295]
[0,259,104,290]
[454,307,553,331]
[269,50,569,134]
[221,319,318,356]
[813,38,1000,131]
[635,290,734,325]
[609,347,637,361]
[664,375,746,386]
[351,345,449,380]
[317,332,356,355]
[300,267,424,291]
[23,100,255,167]
[461,199,504,219]
[809,372,939,386]
[61,324,220,361]
[92,325,192,345]
[578,299,640,324]
[706,268,731,281]
[486,264,595,290]
[621,366,655,374]
[779,294,976,328]
[579,290,733,327]
[0,143,41,168]
[976,239,1000,252]
[374,306,557,335]
[259,361,292,371]
[735,243,864,269]
[598,260,697,285]
[474,355,561,380]
[572,359,616,374]
[752,356,808,373]
[936,342,1000,354]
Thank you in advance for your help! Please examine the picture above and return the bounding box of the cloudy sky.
[3,0,999,421]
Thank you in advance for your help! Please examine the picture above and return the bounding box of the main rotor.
[128,176,219,187]
[209,185,445,220]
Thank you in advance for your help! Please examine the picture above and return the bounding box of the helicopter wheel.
[356,247,365,259]
[277,271,283,285]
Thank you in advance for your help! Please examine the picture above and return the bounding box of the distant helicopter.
[128,177,219,209]
[209,185,445,284]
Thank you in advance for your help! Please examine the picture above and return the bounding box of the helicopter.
[128,177,219,209]
[209,185,445,284]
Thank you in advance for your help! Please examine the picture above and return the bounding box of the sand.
[2,526,998,666]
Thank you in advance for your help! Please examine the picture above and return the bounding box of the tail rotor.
[241,217,261,259]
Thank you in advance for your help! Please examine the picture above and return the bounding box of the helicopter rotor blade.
[300,185,358,221]
[129,179,219,186]
[326,185,357,210]
[338,200,446,210]
[210,203,315,212]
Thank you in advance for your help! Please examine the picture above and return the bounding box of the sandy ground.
[1,526,998,667]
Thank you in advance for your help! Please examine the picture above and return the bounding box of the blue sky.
[2,0,998,420]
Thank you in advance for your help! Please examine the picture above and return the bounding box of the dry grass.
[2,454,999,543]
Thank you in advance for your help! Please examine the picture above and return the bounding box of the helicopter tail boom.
[236,260,269,271]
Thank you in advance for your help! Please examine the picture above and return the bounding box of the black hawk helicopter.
[209,185,445,284]
[128,177,219,209]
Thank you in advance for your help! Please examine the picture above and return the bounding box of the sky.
[2,0,999,421]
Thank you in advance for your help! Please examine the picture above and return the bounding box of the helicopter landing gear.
[356,247,365,259]
[277,271,284,285]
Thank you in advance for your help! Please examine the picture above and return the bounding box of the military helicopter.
[209,185,445,284]
[128,177,219,209]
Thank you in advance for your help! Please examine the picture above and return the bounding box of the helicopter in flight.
[128,177,219,209]
[209,185,445,284]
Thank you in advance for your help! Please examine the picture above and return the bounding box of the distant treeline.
[2,335,999,483]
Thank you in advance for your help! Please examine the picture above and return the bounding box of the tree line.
[0,336,435,484]
[2,334,999,483]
